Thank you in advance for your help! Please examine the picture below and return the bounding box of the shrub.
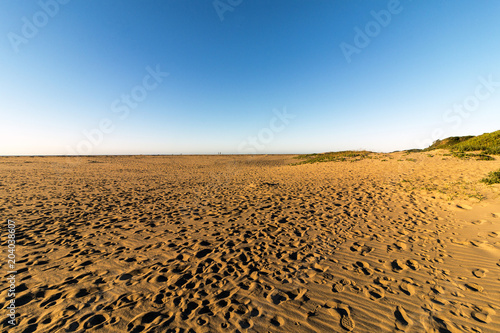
[481,169,500,185]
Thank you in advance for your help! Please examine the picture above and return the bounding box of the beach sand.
[1,151,499,332]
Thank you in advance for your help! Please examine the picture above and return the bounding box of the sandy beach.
[1,152,500,332]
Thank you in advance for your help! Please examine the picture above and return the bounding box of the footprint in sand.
[472,268,487,278]
[488,231,499,238]
[39,291,63,308]
[374,276,394,289]
[395,306,413,330]
[336,304,355,331]
[332,278,352,293]
[196,315,209,326]
[350,242,374,256]
[367,284,385,299]
[430,315,460,333]
[127,311,171,332]
[431,285,444,294]
[332,282,344,293]
[391,259,407,272]
[270,315,285,327]
[268,290,289,305]
[472,310,493,323]
[82,313,111,330]
[465,282,483,292]
[289,287,308,301]
[393,241,407,250]
[406,259,420,271]
[399,282,416,296]
[355,261,373,275]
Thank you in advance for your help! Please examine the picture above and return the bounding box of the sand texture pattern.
[1,152,500,332]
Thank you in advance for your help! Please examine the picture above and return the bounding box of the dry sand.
[1,151,500,332]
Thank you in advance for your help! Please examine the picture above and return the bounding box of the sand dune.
[1,152,499,332]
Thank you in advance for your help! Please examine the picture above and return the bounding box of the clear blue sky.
[1,0,499,155]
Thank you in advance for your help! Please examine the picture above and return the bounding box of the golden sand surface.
[1,152,499,332]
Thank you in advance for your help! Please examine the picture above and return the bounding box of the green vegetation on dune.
[481,169,500,185]
[450,152,495,161]
[426,130,500,155]
[293,130,499,166]
[451,130,500,154]
[420,130,500,185]
[425,135,475,151]
[293,150,371,164]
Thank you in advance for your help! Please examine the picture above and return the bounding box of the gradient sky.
[1,0,499,155]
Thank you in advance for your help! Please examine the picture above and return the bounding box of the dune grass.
[451,152,495,161]
[451,130,500,154]
[293,150,371,164]
[425,135,475,151]
[426,130,500,156]
[481,169,500,185]
[294,130,499,165]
